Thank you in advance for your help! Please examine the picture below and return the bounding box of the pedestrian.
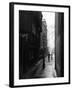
[48,51,50,62]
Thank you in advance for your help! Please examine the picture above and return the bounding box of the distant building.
[40,19,48,57]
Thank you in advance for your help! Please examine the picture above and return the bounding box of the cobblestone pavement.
[22,56,57,79]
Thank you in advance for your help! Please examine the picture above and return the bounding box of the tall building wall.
[55,13,64,77]
[19,11,42,78]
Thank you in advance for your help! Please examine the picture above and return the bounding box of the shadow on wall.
[55,13,64,77]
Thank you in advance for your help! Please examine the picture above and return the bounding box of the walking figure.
[48,51,50,62]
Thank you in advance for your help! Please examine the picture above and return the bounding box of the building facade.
[19,11,42,79]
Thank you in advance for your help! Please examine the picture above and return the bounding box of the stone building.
[40,19,48,57]
[19,11,42,78]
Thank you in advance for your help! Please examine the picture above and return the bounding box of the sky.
[42,12,55,52]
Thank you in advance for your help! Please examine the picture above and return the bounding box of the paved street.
[22,56,57,79]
